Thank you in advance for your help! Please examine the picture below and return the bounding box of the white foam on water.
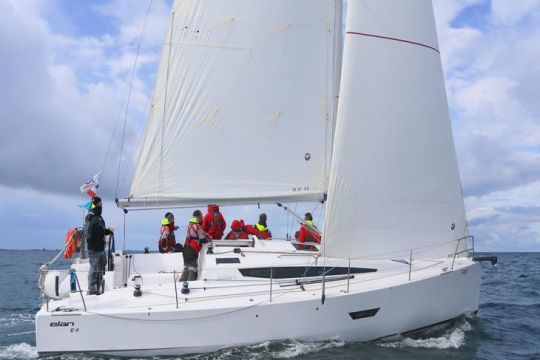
[379,319,472,350]
[0,313,35,327]
[0,343,38,359]
[5,330,36,337]
[273,339,345,359]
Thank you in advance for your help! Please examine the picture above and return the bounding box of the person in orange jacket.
[245,213,272,239]
[202,204,226,240]
[295,212,321,244]
[158,212,178,253]
[225,220,250,240]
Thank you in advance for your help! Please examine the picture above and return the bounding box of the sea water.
[0,250,538,360]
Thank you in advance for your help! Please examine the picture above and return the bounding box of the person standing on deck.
[202,204,226,240]
[83,196,113,295]
[245,213,272,239]
[158,212,178,253]
[180,210,209,281]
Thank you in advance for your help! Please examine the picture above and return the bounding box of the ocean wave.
[481,302,540,309]
[378,319,472,350]
[178,339,345,360]
[0,343,38,359]
[0,313,35,328]
[0,307,38,312]
[272,339,345,358]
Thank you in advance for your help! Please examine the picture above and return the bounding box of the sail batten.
[128,0,337,205]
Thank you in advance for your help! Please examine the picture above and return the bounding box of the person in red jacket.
[158,212,178,253]
[225,220,250,240]
[202,204,226,240]
[295,212,321,244]
[180,210,209,281]
[245,213,272,239]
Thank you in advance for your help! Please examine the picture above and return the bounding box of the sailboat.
[35,0,496,356]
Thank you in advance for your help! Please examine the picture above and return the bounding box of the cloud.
[433,0,540,251]
[1,1,539,251]
[491,0,540,25]
[0,0,170,198]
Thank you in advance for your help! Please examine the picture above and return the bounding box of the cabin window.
[349,308,380,320]
[216,258,241,264]
[238,266,377,279]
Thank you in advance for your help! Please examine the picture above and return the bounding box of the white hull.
[36,247,480,356]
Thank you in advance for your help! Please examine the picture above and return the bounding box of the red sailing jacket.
[225,230,249,240]
[296,224,321,244]
[159,224,177,253]
[245,223,272,239]
[185,221,208,255]
[202,205,226,240]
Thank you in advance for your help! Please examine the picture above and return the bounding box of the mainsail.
[120,0,339,208]
[323,0,468,259]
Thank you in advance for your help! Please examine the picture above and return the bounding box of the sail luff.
[158,12,176,202]
[326,0,344,192]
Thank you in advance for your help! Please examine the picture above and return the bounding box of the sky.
[0,0,539,252]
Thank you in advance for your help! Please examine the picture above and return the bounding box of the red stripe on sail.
[346,32,440,54]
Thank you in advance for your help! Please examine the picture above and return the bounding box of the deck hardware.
[174,271,179,308]
[72,271,87,312]
[181,281,190,294]
[133,275,142,297]
[408,250,413,281]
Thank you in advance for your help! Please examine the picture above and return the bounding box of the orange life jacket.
[64,228,79,259]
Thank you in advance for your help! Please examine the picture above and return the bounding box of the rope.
[117,93,152,195]
[115,0,154,198]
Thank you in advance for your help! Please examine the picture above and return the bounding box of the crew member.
[180,210,209,281]
[158,212,178,253]
[202,204,226,240]
[245,213,272,239]
[225,220,249,240]
[295,212,321,244]
[83,196,113,295]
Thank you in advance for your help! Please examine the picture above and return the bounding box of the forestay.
[323,0,468,259]
[121,0,338,208]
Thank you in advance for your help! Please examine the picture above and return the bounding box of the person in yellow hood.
[245,213,272,239]
[158,212,178,253]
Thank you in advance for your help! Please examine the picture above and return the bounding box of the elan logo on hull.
[49,321,75,327]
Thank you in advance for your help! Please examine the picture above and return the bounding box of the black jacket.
[84,210,112,252]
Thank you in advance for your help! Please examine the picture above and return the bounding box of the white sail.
[121,0,338,208]
[323,0,468,259]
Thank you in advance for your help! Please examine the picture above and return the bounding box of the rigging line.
[115,0,154,198]
[316,203,323,229]
[117,92,152,195]
[342,239,461,261]
[286,202,290,240]
[311,202,320,216]
[100,89,129,180]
